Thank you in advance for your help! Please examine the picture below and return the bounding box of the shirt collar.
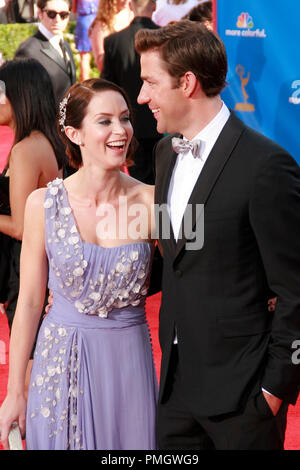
[178,102,230,162]
[39,23,63,43]
[188,101,230,143]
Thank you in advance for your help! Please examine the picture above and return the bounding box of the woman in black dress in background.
[0,58,65,387]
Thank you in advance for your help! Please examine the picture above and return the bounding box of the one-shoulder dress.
[25,178,158,450]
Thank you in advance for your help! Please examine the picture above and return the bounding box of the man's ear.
[65,126,82,146]
[181,71,199,98]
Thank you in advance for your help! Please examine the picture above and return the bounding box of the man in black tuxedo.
[14,0,76,105]
[135,20,300,450]
[101,0,162,184]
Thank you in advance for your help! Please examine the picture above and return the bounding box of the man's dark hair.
[135,19,227,97]
[37,0,72,10]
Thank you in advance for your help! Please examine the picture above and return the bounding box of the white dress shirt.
[167,102,230,345]
[167,102,230,241]
[39,23,64,58]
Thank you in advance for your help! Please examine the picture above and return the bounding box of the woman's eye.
[121,116,130,122]
[99,119,111,125]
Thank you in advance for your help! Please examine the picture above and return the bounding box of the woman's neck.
[67,165,126,207]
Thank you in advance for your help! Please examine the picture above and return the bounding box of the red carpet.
[0,293,300,450]
[0,127,299,450]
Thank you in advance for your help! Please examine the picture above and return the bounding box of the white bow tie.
[172,136,204,159]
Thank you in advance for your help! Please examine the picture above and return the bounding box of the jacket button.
[175,269,182,278]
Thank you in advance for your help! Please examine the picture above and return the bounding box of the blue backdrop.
[217,0,300,163]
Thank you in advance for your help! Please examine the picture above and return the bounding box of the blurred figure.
[0,58,64,390]
[0,0,7,23]
[102,0,162,184]
[152,0,198,26]
[184,0,213,30]
[74,0,99,80]
[14,0,76,105]
[4,0,25,22]
[89,0,133,74]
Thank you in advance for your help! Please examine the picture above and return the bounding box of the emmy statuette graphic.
[234,64,255,112]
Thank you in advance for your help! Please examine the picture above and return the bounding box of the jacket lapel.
[65,41,76,82]
[174,112,246,259]
[155,138,178,257]
[35,31,70,74]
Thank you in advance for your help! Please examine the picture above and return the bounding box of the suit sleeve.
[249,150,300,401]
[14,43,30,59]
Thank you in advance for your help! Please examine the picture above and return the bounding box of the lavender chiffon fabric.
[25,178,158,450]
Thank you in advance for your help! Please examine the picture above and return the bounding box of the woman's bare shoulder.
[90,20,107,35]
[124,174,154,203]
[11,132,53,162]
[26,187,47,208]
[141,183,154,204]
[22,188,47,232]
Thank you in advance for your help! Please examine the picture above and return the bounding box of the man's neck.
[181,95,223,140]
[132,6,155,18]
[39,22,62,40]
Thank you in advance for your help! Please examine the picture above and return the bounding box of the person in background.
[135,20,300,450]
[4,0,24,22]
[183,0,213,30]
[0,58,65,396]
[0,78,158,450]
[14,0,76,105]
[101,0,161,184]
[73,0,99,80]
[0,0,7,23]
[88,0,133,74]
[152,0,198,26]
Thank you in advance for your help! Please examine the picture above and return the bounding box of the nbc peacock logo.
[225,12,266,38]
[237,12,254,29]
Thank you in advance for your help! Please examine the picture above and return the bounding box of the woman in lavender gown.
[0,78,158,450]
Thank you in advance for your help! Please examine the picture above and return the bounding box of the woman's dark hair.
[184,1,212,23]
[58,78,137,169]
[0,58,65,169]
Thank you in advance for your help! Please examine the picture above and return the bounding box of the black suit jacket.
[14,30,76,104]
[155,111,300,416]
[101,17,161,141]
